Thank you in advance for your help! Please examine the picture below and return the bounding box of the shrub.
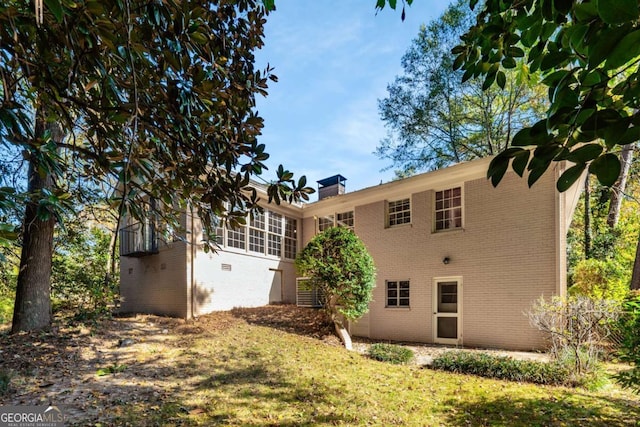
[527,296,619,375]
[295,227,376,322]
[614,291,640,393]
[367,343,414,365]
[569,258,629,302]
[431,351,571,385]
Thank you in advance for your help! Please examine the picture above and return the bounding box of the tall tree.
[376,0,545,176]
[607,144,635,228]
[1,0,312,332]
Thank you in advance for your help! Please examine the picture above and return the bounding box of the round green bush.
[367,343,414,364]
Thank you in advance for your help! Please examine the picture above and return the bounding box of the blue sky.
[254,1,451,195]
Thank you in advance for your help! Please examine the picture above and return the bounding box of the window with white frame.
[284,216,297,259]
[387,198,411,227]
[336,211,354,229]
[248,211,265,253]
[215,209,297,259]
[435,187,462,231]
[227,227,245,249]
[386,280,410,307]
[268,211,283,256]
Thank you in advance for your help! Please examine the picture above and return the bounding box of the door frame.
[432,276,463,345]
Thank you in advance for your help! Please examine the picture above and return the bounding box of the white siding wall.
[191,248,298,314]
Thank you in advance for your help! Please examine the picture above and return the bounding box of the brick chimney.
[317,175,346,201]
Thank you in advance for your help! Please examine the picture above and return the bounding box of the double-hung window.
[386,280,410,307]
[435,187,462,231]
[248,211,266,253]
[387,198,411,227]
[268,212,283,256]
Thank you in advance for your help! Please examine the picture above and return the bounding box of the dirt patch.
[1,305,554,424]
[0,305,334,423]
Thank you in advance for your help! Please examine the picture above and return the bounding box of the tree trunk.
[607,144,635,228]
[631,233,640,291]
[11,119,61,333]
[334,320,353,351]
[584,177,592,259]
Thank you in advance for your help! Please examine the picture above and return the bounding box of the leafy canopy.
[452,0,640,191]
[295,226,376,321]
[0,0,313,247]
[377,0,546,176]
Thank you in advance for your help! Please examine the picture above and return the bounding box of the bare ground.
[0,305,555,424]
[0,306,337,422]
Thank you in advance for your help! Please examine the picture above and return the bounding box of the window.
[284,216,297,259]
[227,227,245,249]
[435,187,462,231]
[387,198,411,227]
[318,215,334,232]
[249,212,265,253]
[386,280,410,307]
[268,212,282,256]
[214,226,224,245]
[214,209,298,259]
[336,211,354,230]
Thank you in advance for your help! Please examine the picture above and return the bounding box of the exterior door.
[433,278,462,345]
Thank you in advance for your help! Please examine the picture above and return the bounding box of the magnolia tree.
[1,0,313,333]
[295,226,376,350]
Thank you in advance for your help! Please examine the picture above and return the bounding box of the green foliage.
[367,343,414,364]
[431,351,572,386]
[96,364,127,377]
[570,258,630,302]
[614,291,640,393]
[376,0,545,176]
[52,225,116,317]
[0,293,13,325]
[0,0,314,241]
[453,1,640,190]
[295,227,376,322]
[2,0,314,331]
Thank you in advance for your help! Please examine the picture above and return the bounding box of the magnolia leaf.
[557,164,586,192]
[527,158,551,187]
[565,144,603,163]
[597,0,639,25]
[512,150,530,177]
[589,153,621,186]
[605,29,640,70]
[496,71,506,89]
[587,28,627,69]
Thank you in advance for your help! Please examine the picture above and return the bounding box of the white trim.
[302,157,492,217]
[432,276,463,346]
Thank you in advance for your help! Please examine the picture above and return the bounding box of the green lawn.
[1,307,639,426]
[0,293,12,324]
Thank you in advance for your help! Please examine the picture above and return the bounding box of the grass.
[2,308,639,426]
[113,324,638,426]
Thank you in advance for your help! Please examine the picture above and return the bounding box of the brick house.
[119,157,582,350]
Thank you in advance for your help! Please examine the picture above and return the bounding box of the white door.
[269,269,282,304]
[433,278,462,345]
